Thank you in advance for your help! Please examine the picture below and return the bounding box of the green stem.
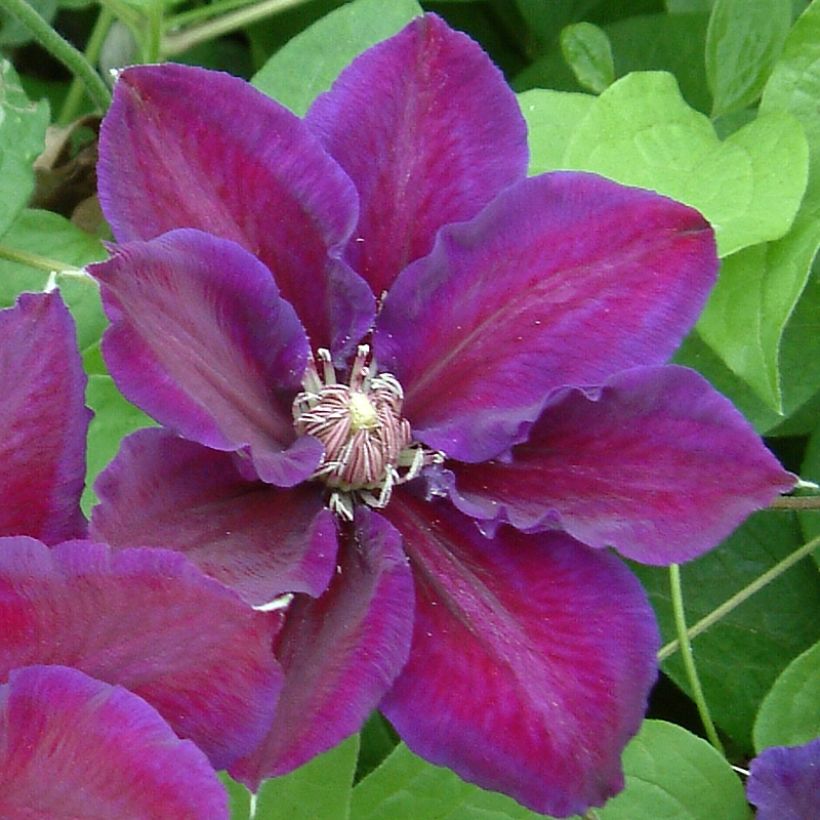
[161,0,307,57]
[769,495,820,511]
[0,0,111,112]
[166,0,264,30]
[0,243,80,273]
[58,6,115,125]
[669,563,726,755]
[658,534,820,662]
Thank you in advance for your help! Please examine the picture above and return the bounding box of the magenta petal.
[91,429,338,606]
[446,366,794,564]
[91,229,322,486]
[98,63,373,357]
[375,172,718,462]
[747,739,820,820]
[380,491,659,817]
[306,13,528,295]
[0,536,282,769]
[0,666,228,820]
[230,507,414,789]
[0,292,91,543]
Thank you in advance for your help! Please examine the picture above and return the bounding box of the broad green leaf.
[559,22,614,93]
[706,0,791,116]
[350,742,541,819]
[561,72,808,257]
[753,640,820,752]
[599,721,750,819]
[253,735,360,820]
[219,772,252,820]
[632,511,820,753]
[252,0,422,114]
[0,62,48,238]
[83,375,154,513]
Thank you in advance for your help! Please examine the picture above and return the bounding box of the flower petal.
[0,291,91,543]
[375,172,718,462]
[306,13,528,295]
[90,229,322,486]
[747,739,820,820]
[98,63,373,357]
[0,536,282,769]
[230,507,414,789]
[380,490,659,817]
[91,428,338,606]
[0,665,228,820]
[445,366,794,564]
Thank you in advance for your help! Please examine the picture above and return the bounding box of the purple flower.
[88,15,792,816]
[747,739,820,820]
[0,291,284,816]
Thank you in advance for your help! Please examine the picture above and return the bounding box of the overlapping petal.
[0,665,228,820]
[91,428,337,606]
[746,739,820,820]
[0,536,282,769]
[307,13,528,295]
[0,292,91,543]
[98,63,373,357]
[90,229,323,486]
[380,490,659,817]
[444,366,794,564]
[375,172,718,462]
[231,508,414,789]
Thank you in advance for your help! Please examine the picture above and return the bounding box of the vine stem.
[658,534,820,662]
[0,0,111,112]
[769,495,820,510]
[0,243,81,273]
[669,563,726,755]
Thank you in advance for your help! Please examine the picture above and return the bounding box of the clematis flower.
[746,738,820,820]
[0,291,284,814]
[88,14,793,816]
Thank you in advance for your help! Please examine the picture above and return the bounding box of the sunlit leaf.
[559,22,614,93]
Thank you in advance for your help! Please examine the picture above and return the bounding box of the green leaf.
[218,772,252,820]
[706,0,792,116]
[351,742,541,819]
[559,22,614,93]
[252,735,360,820]
[753,640,820,752]
[599,721,751,820]
[252,0,422,114]
[632,511,820,753]
[83,375,154,514]
[798,422,820,564]
[0,62,49,238]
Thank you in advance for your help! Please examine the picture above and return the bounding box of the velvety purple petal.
[306,13,528,296]
[380,490,659,817]
[91,428,338,607]
[230,507,414,789]
[0,666,228,820]
[747,739,820,820]
[0,291,91,543]
[445,366,794,564]
[374,172,718,462]
[90,229,323,486]
[98,63,373,358]
[0,536,282,770]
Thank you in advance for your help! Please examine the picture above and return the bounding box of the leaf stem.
[769,495,820,511]
[0,243,80,273]
[166,0,265,30]
[161,0,307,57]
[659,534,820,662]
[0,0,111,112]
[668,563,726,755]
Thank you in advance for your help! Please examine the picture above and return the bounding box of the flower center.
[293,345,438,519]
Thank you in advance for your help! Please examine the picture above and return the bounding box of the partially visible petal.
[307,13,528,295]
[0,537,282,770]
[0,291,91,543]
[380,491,659,817]
[231,507,414,789]
[375,172,718,462]
[0,665,228,820]
[91,229,322,487]
[91,429,338,607]
[446,366,794,564]
[747,739,820,820]
[99,63,374,358]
